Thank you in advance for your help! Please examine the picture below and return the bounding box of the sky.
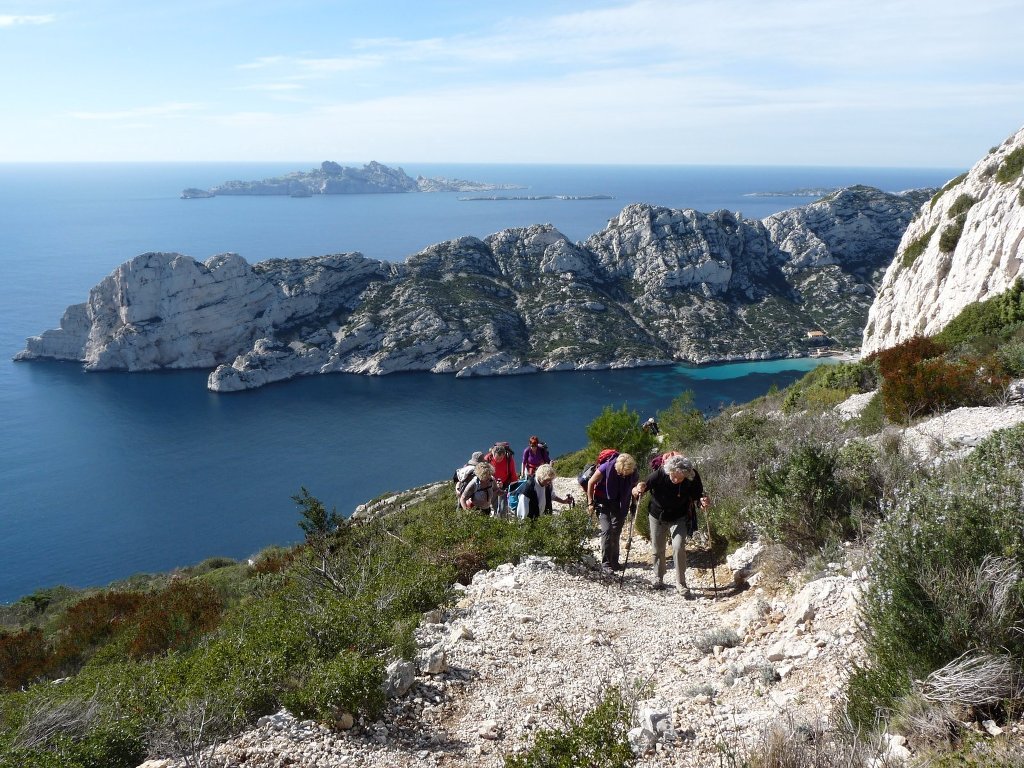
[1,0,1023,167]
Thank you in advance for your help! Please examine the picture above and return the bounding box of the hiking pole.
[620,496,637,587]
[702,496,718,600]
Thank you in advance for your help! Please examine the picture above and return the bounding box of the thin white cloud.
[0,14,55,28]
[240,83,305,92]
[70,102,202,121]
[236,56,288,71]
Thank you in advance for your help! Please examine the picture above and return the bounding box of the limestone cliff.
[862,124,1024,354]
[17,187,927,392]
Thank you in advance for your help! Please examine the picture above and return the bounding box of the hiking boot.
[676,585,694,600]
[651,579,666,591]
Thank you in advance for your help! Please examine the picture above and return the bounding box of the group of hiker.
[452,430,710,598]
[453,437,576,521]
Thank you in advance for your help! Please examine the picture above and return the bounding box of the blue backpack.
[508,478,530,519]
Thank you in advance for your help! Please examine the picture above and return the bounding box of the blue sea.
[0,162,959,603]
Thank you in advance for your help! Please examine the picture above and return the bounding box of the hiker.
[518,464,575,519]
[460,461,498,515]
[642,417,660,435]
[453,451,485,509]
[632,455,708,598]
[586,452,639,572]
[485,442,519,518]
[521,436,550,477]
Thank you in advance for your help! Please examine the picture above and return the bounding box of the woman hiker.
[632,454,709,598]
[586,452,639,573]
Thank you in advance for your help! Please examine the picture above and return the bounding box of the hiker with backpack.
[516,464,575,519]
[521,436,550,477]
[485,442,519,519]
[459,461,499,515]
[453,451,485,509]
[632,454,708,598]
[585,452,639,573]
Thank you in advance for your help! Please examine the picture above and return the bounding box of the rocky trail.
[139,478,868,768]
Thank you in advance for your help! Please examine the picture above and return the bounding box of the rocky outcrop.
[862,124,1024,354]
[182,161,523,198]
[17,187,927,392]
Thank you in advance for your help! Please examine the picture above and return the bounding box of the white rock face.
[862,124,1024,354]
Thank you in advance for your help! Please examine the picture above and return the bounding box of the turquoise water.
[0,163,957,602]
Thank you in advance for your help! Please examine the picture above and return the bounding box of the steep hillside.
[862,123,1024,354]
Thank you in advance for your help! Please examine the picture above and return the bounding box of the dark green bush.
[996,146,1024,183]
[504,686,635,768]
[850,424,1024,729]
[748,443,854,553]
[585,404,656,465]
[656,390,709,451]
[282,651,386,722]
[901,226,937,269]
[934,280,1024,349]
[939,217,965,253]
[930,173,968,209]
[946,193,978,219]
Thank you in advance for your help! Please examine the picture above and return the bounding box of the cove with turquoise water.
[0,162,959,603]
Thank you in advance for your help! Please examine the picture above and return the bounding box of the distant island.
[458,194,613,201]
[181,160,526,199]
[744,188,838,198]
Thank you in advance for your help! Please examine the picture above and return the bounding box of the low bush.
[748,442,855,554]
[281,651,386,723]
[53,591,145,669]
[939,217,966,253]
[880,355,1006,423]
[849,424,1024,730]
[901,225,937,269]
[504,686,635,768]
[585,404,657,465]
[656,390,709,451]
[126,580,224,659]
[0,629,49,691]
[996,145,1024,183]
[947,193,978,219]
[694,626,740,654]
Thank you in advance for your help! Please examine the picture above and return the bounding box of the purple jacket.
[595,459,638,515]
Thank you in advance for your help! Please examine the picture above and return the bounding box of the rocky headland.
[17,186,929,392]
[180,161,525,198]
[862,124,1024,354]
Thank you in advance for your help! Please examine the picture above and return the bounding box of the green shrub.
[504,686,635,768]
[585,404,656,465]
[850,424,1024,729]
[930,172,968,209]
[855,391,885,436]
[996,340,1024,377]
[748,442,854,554]
[282,651,386,722]
[946,193,978,219]
[939,217,965,253]
[656,390,709,451]
[996,146,1024,183]
[901,225,937,269]
[694,627,740,654]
